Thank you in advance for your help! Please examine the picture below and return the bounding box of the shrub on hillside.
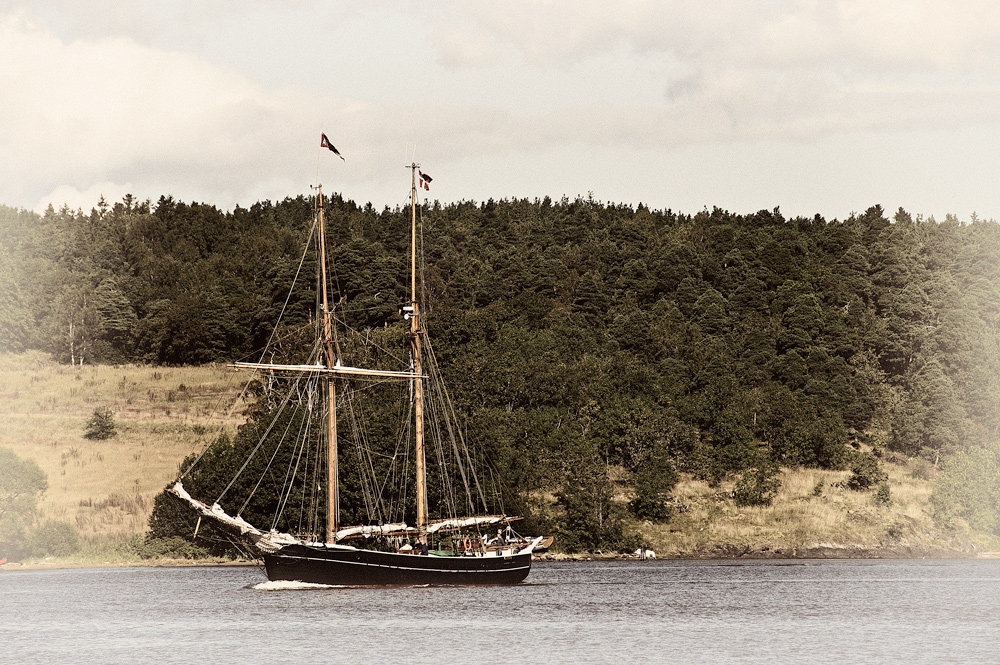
[847,452,888,490]
[874,482,892,505]
[930,441,1000,535]
[630,452,679,521]
[629,493,675,521]
[733,464,782,507]
[909,457,936,481]
[0,447,49,561]
[84,408,117,440]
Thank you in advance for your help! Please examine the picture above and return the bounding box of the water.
[2,559,999,664]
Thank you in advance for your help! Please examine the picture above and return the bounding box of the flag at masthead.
[320,133,345,160]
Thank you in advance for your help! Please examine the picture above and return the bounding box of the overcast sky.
[4,1,1000,221]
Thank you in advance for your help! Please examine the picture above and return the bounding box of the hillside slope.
[0,352,246,551]
[3,352,994,563]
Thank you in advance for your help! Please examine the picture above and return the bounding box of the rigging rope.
[235,383,306,517]
[177,210,318,484]
[258,211,319,364]
[217,336,323,510]
[271,376,318,529]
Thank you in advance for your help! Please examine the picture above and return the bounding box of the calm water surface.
[2,559,999,664]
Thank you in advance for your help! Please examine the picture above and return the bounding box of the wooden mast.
[317,186,339,543]
[409,164,427,530]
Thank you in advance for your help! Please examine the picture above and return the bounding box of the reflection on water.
[2,559,999,664]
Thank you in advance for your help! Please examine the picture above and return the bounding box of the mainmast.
[317,186,339,543]
[409,164,427,530]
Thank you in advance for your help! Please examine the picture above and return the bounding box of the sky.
[4,0,1000,222]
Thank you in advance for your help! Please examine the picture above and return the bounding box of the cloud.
[2,7,528,211]
[453,0,1000,137]
[430,29,503,68]
[459,0,1000,69]
[37,181,135,214]
[5,2,1000,218]
[1,14,318,210]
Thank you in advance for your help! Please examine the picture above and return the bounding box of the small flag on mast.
[419,170,432,190]
[320,133,345,160]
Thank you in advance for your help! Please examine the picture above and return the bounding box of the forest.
[2,193,999,551]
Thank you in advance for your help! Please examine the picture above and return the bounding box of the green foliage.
[931,440,1000,535]
[629,465,678,520]
[874,482,892,505]
[847,452,888,490]
[0,244,30,353]
[83,407,117,440]
[554,458,635,553]
[0,447,50,561]
[892,360,968,456]
[733,462,783,507]
[133,535,212,559]
[0,521,29,561]
[629,494,675,521]
[628,418,681,521]
[28,519,80,557]
[0,446,48,506]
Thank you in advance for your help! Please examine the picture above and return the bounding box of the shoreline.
[540,548,1000,562]
[0,558,258,571]
[5,547,999,571]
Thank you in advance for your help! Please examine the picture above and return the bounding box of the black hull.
[262,543,532,586]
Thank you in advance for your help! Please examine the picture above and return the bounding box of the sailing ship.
[170,164,550,585]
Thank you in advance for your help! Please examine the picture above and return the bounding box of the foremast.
[409,163,428,531]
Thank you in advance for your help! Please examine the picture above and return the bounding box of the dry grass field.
[0,351,250,553]
[631,462,992,558]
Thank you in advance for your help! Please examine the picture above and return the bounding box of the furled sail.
[169,481,302,553]
[425,515,508,534]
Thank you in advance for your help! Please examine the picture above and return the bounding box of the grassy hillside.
[626,464,993,558]
[2,351,995,564]
[0,352,248,556]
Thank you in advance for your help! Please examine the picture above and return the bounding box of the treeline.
[3,195,999,545]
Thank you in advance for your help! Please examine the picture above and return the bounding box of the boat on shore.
[171,159,550,585]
